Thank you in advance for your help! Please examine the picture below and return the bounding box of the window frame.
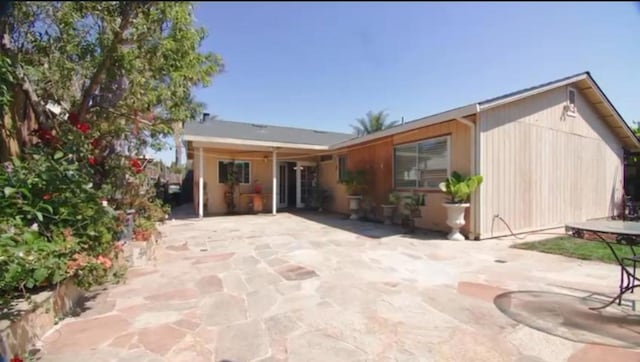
[337,155,347,182]
[217,160,251,185]
[392,135,451,190]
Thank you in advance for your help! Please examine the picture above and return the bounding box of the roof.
[184,72,640,152]
[183,119,353,149]
[478,71,589,107]
[333,71,640,151]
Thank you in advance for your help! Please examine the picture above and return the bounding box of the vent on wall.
[320,155,332,162]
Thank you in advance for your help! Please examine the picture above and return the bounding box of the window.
[567,87,577,115]
[337,155,347,181]
[394,136,449,189]
[218,161,250,184]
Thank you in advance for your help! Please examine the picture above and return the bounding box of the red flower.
[75,122,90,134]
[68,112,80,126]
[43,193,52,200]
[88,156,97,166]
[37,129,54,143]
[130,158,143,173]
[130,159,142,169]
[10,355,23,362]
[90,138,101,149]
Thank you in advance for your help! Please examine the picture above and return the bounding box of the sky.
[151,1,640,165]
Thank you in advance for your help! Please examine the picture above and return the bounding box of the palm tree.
[350,110,399,137]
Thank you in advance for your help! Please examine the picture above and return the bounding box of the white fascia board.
[583,78,640,151]
[330,103,479,150]
[182,135,330,150]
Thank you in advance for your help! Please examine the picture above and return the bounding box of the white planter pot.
[443,203,470,241]
[381,204,396,225]
[347,195,362,220]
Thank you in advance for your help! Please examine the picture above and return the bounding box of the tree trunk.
[0,87,37,162]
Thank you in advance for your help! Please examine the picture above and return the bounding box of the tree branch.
[1,33,52,128]
[77,3,136,121]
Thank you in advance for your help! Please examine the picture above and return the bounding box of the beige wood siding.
[478,86,624,238]
[319,156,349,214]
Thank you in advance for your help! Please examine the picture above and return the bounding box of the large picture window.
[218,161,251,184]
[393,136,449,189]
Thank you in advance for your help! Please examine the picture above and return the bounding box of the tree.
[350,110,399,137]
[0,2,223,160]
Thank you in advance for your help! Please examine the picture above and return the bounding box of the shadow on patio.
[494,290,640,350]
[288,209,448,241]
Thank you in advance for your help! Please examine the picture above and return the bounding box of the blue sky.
[151,1,640,164]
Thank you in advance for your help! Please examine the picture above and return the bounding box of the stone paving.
[36,211,640,361]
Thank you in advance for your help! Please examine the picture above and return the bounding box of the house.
[184,71,640,239]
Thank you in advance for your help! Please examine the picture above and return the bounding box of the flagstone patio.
[36,210,640,361]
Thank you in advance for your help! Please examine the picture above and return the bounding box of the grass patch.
[512,235,639,266]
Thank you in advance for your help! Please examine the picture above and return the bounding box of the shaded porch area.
[186,141,330,217]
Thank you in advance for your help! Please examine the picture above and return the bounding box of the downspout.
[474,104,481,239]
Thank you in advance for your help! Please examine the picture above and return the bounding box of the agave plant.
[438,171,483,204]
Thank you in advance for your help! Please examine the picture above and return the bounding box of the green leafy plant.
[438,171,483,204]
[224,162,240,214]
[339,169,367,196]
[402,192,424,218]
[387,191,401,205]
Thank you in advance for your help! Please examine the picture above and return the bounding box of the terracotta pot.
[134,229,152,241]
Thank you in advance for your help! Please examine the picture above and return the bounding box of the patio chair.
[623,195,639,221]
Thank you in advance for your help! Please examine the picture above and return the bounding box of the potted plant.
[400,191,425,233]
[438,171,483,241]
[381,191,400,225]
[133,217,155,241]
[312,186,331,212]
[339,169,367,220]
[224,162,239,214]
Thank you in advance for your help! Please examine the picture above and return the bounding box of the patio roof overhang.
[184,135,330,161]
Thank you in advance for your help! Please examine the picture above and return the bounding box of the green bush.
[0,122,119,308]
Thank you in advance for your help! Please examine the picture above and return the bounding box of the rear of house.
[183,71,640,239]
[476,73,639,238]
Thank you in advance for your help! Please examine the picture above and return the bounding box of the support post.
[198,147,204,219]
[272,149,277,215]
[296,162,302,208]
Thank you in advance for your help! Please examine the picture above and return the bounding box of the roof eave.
[478,73,589,111]
[183,134,331,151]
[330,103,479,150]
[582,76,640,152]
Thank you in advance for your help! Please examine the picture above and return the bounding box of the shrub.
[0,121,120,308]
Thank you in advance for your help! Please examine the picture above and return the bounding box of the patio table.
[565,220,640,311]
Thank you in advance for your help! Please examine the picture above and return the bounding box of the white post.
[198,147,204,219]
[296,162,302,208]
[272,149,277,215]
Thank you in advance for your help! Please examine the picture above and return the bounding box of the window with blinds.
[393,136,449,189]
